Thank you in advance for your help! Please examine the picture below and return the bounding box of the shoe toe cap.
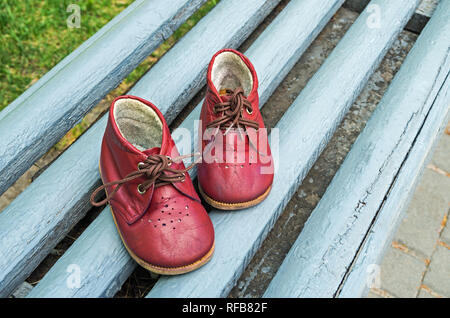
[198,162,273,204]
[115,199,214,272]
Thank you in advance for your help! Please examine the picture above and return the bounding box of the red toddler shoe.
[91,95,214,275]
[198,49,274,210]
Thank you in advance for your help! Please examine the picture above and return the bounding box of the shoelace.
[90,153,199,207]
[207,87,259,135]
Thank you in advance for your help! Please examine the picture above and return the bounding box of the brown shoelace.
[207,87,259,135]
[90,153,199,207]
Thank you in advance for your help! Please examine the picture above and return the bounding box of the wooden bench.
[0,0,448,298]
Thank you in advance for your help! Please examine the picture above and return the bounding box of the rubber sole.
[198,182,272,210]
[100,166,215,275]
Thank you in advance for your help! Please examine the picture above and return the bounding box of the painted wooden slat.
[0,0,207,196]
[23,0,284,298]
[0,117,107,298]
[345,0,437,16]
[28,0,345,298]
[338,76,450,298]
[263,0,450,298]
[344,0,439,33]
[147,0,421,298]
[37,208,137,298]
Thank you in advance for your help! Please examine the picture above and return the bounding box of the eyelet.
[137,162,146,170]
[246,107,253,115]
[137,184,146,194]
[166,156,172,166]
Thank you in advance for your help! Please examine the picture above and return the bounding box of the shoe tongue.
[143,147,160,156]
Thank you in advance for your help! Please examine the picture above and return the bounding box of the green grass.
[0,0,134,111]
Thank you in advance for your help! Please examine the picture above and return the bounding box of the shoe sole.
[99,166,215,275]
[198,182,272,210]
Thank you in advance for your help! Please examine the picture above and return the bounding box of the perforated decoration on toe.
[147,197,196,232]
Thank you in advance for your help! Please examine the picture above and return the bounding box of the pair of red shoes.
[90,49,274,275]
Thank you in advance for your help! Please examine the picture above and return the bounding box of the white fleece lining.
[113,98,163,151]
[211,51,253,95]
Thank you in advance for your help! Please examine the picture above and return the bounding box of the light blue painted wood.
[28,208,136,298]
[0,0,207,196]
[0,117,107,298]
[23,0,283,298]
[28,0,345,298]
[147,0,420,298]
[264,0,450,298]
[344,0,439,33]
[338,76,450,298]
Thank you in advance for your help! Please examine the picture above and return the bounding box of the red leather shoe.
[198,49,274,210]
[90,95,214,275]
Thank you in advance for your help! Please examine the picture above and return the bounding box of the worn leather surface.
[100,95,214,268]
[198,49,274,204]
